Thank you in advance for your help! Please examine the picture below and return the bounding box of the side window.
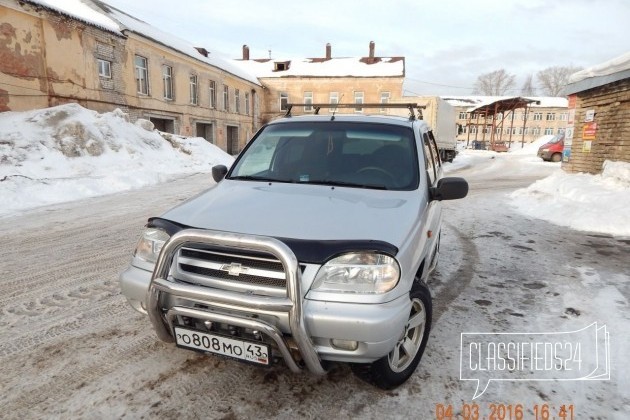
[427,131,442,169]
[423,133,437,185]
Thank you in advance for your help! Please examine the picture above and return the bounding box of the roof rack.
[284,103,426,120]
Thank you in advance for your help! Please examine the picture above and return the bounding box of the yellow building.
[235,42,405,123]
[0,0,263,153]
[444,96,569,146]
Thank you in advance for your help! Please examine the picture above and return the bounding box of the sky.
[1,103,629,237]
[100,0,630,96]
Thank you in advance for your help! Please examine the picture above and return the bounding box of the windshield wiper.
[307,179,389,190]
[228,175,292,183]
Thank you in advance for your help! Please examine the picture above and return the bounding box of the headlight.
[541,148,549,152]
[311,252,400,294]
[133,227,170,264]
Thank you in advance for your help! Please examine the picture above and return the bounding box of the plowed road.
[1,170,628,418]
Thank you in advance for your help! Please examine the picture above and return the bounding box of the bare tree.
[520,74,536,96]
[536,66,583,96]
[472,69,516,95]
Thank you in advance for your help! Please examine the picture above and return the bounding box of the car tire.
[351,280,432,390]
[551,153,562,162]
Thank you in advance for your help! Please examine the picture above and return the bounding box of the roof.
[24,0,261,86]
[565,52,630,94]
[23,0,122,34]
[234,57,405,78]
[466,97,539,115]
[442,95,568,109]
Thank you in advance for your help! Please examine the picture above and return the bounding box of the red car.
[537,134,564,162]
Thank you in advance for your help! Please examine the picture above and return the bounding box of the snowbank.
[0,104,233,217]
[510,161,630,237]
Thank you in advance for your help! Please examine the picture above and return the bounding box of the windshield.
[548,133,564,144]
[229,122,419,191]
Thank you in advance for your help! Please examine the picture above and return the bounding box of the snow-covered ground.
[0,104,233,217]
[1,104,629,238]
[445,139,630,238]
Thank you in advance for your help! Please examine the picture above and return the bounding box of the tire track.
[431,221,480,321]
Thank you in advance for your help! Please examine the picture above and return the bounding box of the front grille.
[174,245,288,295]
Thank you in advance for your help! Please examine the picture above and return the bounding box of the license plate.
[174,326,270,365]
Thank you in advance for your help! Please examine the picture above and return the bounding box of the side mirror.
[212,165,228,183]
[430,177,468,201]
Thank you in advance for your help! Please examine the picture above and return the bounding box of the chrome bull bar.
[145,229,325,374]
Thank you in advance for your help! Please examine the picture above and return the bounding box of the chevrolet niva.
[120,104,468,389]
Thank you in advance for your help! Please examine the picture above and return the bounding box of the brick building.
[234,42,405,124]
[0,0,263,153]
[562,52,630,174]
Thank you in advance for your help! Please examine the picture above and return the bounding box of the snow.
[568,52,630,84]
[1,105,628,239]
[28,0,122,34]
[442,96,568,109]
[235,57,405,78]
[510,160,630,238]
[0,104,234,217]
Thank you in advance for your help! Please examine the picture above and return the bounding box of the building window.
[235,89,240,113]
[533,112,542,121]
[544,127,553,135]
[559,112,568,121]
[380,91,390,112]
[245,92,250,115]
[97,59,111,78]
[162,65,173,100]
[280,92,289,111]
[354,91,364,112]
[495,127,501,134]
[518,127,524,135]
[134,55,149,95]
[524,127,529,135]
[209,81,216,108]
[223,85,229,111]
[189,75,198,105]
[470,126,478,134]
[304,91,313,112]
[546,112,556,121]
[329,92,339,111]
[458,111,468,120]
[557,128,565,134]
[533,126,541,135]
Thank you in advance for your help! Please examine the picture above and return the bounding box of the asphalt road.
[1,169,628,419]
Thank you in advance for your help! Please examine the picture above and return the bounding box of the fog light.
[330,339,359,351]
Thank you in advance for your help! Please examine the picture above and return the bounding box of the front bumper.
[119,229,411,372]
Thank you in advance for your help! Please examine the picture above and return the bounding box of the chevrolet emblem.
[221,262,249,276]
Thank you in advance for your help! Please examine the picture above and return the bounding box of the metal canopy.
[464,96,541,151]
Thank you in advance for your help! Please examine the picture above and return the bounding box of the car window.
[423,132,437,185]
[229,121,419,190]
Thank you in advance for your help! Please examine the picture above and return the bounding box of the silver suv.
[120,106,468,389]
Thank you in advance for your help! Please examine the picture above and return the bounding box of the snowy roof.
[24,0,260,86]
[24,0,122,35]
[565,52,630,94]
[234,57,405,78]
[103,5,260,85]
[442,96,568,109]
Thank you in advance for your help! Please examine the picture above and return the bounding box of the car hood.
[160,180,425,248]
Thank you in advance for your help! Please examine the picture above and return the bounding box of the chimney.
[242,44,250,60]
[325,43,331,60]
[369,41,375,59]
